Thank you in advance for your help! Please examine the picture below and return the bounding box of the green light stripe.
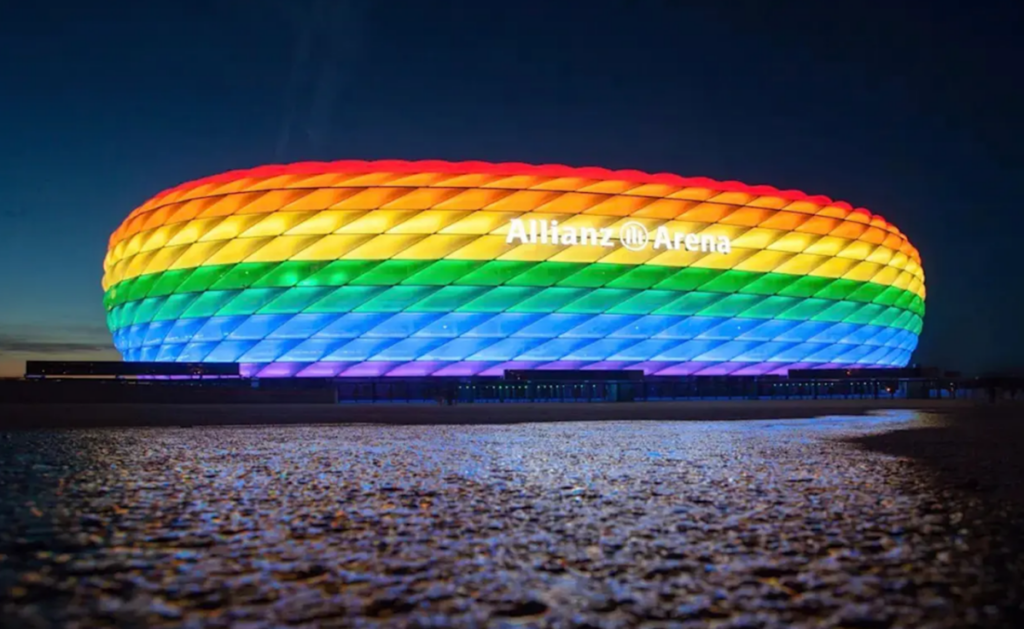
[105,260,925,319]
[106,284,924,336]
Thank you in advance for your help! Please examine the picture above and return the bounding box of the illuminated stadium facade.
[103,160,925,378]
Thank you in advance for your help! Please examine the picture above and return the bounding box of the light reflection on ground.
[2,410,1022,628]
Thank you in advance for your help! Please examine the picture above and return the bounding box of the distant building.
[102,160,924,377]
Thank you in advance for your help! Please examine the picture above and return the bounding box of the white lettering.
[506,218,528,244]
[504,218,731,253]
[561,225,578,245]
[653,226,674,250]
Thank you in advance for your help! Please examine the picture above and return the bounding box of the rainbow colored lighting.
[103,160,925,377]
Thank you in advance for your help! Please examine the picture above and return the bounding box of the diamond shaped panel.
[104,160,925,377]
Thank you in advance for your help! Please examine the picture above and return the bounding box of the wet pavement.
[2,409,1024,628]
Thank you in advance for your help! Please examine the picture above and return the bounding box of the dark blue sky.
[1,0,1021,376]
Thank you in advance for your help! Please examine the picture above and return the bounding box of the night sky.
[1,0,1021,377]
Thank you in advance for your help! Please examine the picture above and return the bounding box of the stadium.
[102,160,925,379]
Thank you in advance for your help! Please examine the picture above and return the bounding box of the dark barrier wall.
[3,375,1017,405]
[0,380,337,405]
[25,360,240,377]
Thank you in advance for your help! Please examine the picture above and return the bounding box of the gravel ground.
[2,409,1023,628]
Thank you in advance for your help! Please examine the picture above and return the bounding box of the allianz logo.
[505,218,733,254]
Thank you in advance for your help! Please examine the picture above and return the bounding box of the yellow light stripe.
[103,209,927,297]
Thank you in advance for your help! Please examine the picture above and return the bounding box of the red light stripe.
[145,159,878,220]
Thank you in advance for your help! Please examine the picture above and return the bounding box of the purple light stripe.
[231,358,907,378]
[340,361,402,377]
[580,361,629,371]
[479,361,543,377]
[255,362,305,378]
[295,362,350,378]
[386,361,451,377]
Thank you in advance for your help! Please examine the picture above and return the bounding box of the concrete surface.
[2,408,1024,627]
